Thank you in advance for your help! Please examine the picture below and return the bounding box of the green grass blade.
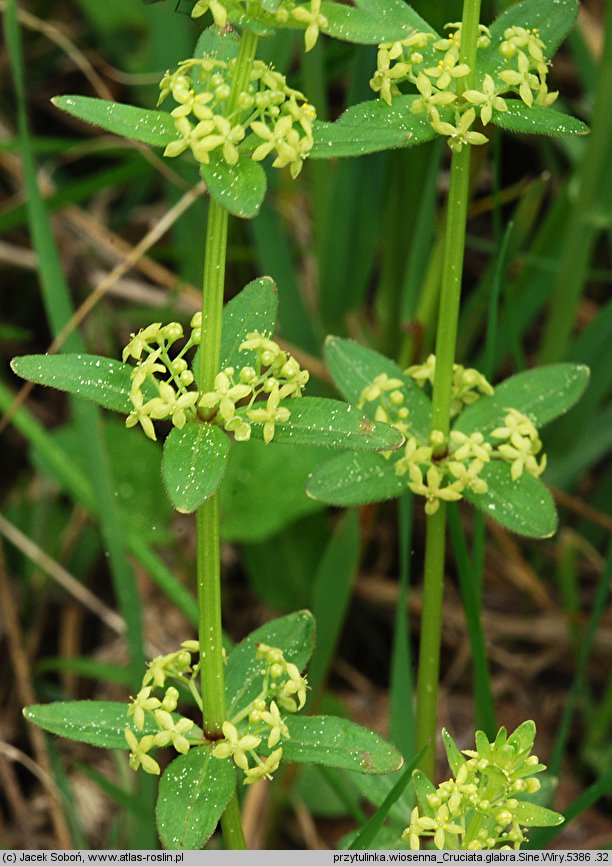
[546,539,612,780]
[447,505,496,738]
[538,0,612,362]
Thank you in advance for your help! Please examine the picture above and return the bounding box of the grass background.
[1,0,611,849]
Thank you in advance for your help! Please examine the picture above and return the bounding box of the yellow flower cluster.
[358,357,548,516]
[406,354,494,417]
[191,0,327,53]
[125,641,203,775]
[357,372,411,448]
[160,56,315,177]
[370,21,557,151]
[212,643,308,785]
[122,320,309,445]
[124,316,201,441]
[199,332,309,444]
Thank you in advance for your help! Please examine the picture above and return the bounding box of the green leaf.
[201,154,266,219]
[512,801,564,828]
[307,451,405,506]
[10,354,153,414]
[194,25,240,63]
[441,728,466,777]
[411,769,437,814]
[454,363,590,439]
[249,397,404,451]
[463,462,557,539]
[324,336,431,439]
[320,0,435,45]
[220,441,326,542]
[492,102,589,138]
[311,96,437,159]
[52,96,176,147]
[225,611,316,718]
[23,701,202,749]
[161,423,230,513]
[508,720,536,753]
[156,746,236,850]
[280,715,403,774]
[220,277,278,370]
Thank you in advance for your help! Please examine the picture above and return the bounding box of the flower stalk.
[415,0,482,781]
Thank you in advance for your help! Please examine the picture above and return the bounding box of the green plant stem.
[194,29,259,851]
[415,505,447,779]
[415,0,481,780]
[429,145,472,438]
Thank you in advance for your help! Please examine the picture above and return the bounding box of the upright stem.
[195,28,259,850]
[415,0,481,780]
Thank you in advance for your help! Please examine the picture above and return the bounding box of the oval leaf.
[463,462,557,538]
[280,715,403,775]
[11,354,147,413]
[225,611,315,718]
[52,96,176,147]
[512,801,565,828]
[320,0,436,45]
[220,277,278,370]
[161,423,230,513]
[492,102,589,138]
[454,363,590,438]
[441,728,466,777]
[156,746,236,850]
[307,451,405,506]
[23,701,201,749]
[311,96,437,159]
[201,154,266,219]
[325,336,431,439]
[248,397,404,451]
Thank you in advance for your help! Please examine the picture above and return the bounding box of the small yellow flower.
[291,0,328,52]
[430,107,489,153]
[247,385,291,444]
[463,74,507,125]
[260,701,290,748]
[124,728,160,775]
[123,323,163,362]
[128,687,161,731]
[408,465,463,515]
[125,390,159,441]
[243,748,283,785]
[213,721,261,771]
[499,51,538,107]
[153,711,195,754]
